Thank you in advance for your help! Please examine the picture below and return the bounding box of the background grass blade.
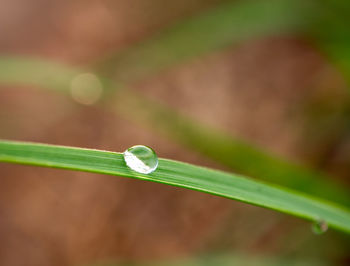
[1,140,350,234]
[307,0,350,88]
[0,56,81,91]
[95,0,350,94]
[95,0,305,82]
[89,252,328,266]
[1,56,349,206]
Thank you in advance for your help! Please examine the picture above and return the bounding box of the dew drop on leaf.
[312,219,328,235]
[123,145,158,174]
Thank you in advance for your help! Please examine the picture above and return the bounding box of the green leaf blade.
[96,0,305,81]
[1,140,350,234]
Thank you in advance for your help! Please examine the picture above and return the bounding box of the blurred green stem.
[95,0,306,82]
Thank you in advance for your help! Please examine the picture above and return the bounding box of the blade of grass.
[306,0,350,89]
[95,0,306,82]
[89,252,328,266]
[95,0,350,92]
[1,139,350,234]
[0,56,81,90]
[114,91,350,206]
[0,56,349,206]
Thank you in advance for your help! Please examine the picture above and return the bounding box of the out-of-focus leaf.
[88,252,328,266]
[306,0,350,87]
[96,0,306,82]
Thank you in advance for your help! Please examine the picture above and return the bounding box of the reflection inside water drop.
[312,219,328,235]
[123,145,158,174]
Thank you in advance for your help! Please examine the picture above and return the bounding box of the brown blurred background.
[0,0,350,265]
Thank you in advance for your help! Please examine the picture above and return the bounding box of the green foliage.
[1,140,350,234]
[88,252,327,266]
[96,0,305,81]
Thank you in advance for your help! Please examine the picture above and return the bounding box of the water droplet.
[123,145,158,174]
[312,219,328,235]
[70,73,103,105]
